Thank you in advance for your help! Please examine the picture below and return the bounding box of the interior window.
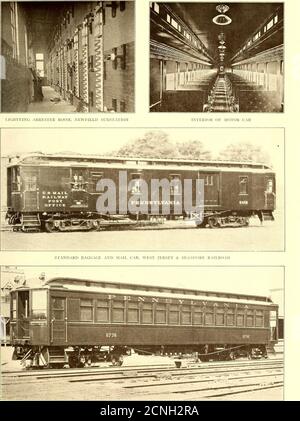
[52,297,65,320]
[91,171,104,192]
[226,308,235,326]
[32,290,47,319]
[155,303,167,324]
[130,173,142,194]
[71,169,87,191]
[96,299,110,322]
[169,304,180,324]
[216,308,225,325]
[181,305,192,324]
[35,53,44,77]
[246,309,254,327]
[12,167,21,191]
[239,176,248,195]
[170,174,181,195]
[127,301,139,323]
[111,299,125,323]
[80,298,93,321]
[142,302,153,324]
[11,292,17,319]
[204,174,214,186]
[237,309,245,326]
[204,307,214,325]
[266,178,273,193]
[255,310,264,327]
[193,307,203,325]
[24,175,37,191]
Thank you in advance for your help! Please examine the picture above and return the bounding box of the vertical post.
[81,17,89,112]
[73,29,80,98]
[264,62,268,90]
[63,43,68,99]
[59,46,63,95]
[94,5,104,112]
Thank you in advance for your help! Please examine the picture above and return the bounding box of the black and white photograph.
[1,1,135,113]
[0,265,284,401]
[150,2,284,112]
[0,127,284,252]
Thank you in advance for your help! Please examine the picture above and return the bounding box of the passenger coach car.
[10,278,278,368]
[6,153,276,232]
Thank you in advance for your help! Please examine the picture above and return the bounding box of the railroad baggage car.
[10,278,279,367]
[6,153,276,232]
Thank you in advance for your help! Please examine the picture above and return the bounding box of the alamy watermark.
[95,171,204,222]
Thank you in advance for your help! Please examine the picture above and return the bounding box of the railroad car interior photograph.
[1,1,135,113]
[150,2,284,112]
[0,265,284,401]
[0,127,284,252]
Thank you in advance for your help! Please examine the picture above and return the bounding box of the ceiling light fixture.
[216,4,230,14]
[212,14,232,25]
[213,5,231,26]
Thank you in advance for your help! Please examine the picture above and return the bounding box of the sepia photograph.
[0,265,284,401]
[0,0,299,408]
[1,1,135,113]
[0,127,284,252]
[150,2,284,112]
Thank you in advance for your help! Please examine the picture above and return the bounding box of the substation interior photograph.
[150,2,283,113]
[1,1,135,113]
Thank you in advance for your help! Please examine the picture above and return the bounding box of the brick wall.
[1,41,32,112]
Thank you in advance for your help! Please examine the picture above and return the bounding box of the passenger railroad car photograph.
[1,129,284,251]
[0,265,284,401]
[0,127,284,251]
[1,1,135,113]
[149,2,284,112]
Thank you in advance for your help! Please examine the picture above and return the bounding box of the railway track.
[2,358,283,400]
[2,358,283,378]
[177,381,284,400]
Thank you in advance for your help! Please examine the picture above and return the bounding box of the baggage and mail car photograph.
[0,265,284,400]
[0,127,284,251]
[1,1,135,113]
[149,2,283,113]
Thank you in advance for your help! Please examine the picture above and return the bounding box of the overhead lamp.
[213,14,232,25]
[216,4,230,14]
